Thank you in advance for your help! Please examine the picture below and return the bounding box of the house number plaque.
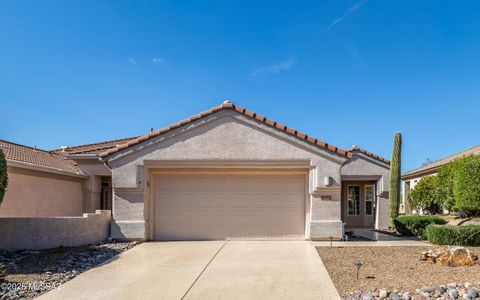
[320,195,333,200]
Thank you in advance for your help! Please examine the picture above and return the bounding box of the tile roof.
[350,145,390,164]
[402,144,480,179]
[0,140,81,175]
[54,136,140,155]
[99,101,389,165]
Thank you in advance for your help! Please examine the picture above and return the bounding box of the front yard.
[317,246,480,298]
[0,241,137,299]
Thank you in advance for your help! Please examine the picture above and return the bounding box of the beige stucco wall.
[0,166,85,217]
[106,110,390,240]
[108,111,346,240]
[0,210,111,250]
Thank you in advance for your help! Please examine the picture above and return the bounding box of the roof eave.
[7,159,88,178]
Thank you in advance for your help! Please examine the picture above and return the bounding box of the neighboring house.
[1,102,390,240]
[0,137,137,217]
[401,144,480,213]
[0,140,87,217]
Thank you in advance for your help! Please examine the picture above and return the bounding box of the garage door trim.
[148,168,309,240]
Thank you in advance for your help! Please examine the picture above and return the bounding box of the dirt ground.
[317,246,480,296]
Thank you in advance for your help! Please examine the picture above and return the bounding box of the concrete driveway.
[40,241,340,300]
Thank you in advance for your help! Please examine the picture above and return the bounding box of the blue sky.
[1,1,479,172]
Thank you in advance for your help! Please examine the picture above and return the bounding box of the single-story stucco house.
[401,144,480,213]
[1,101,390,242]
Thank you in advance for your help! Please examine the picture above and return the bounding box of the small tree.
[435,162,455,211]
[389,132,402,226]
[452,155,480,215]
[0,148,7,204]
[409,175,442,214]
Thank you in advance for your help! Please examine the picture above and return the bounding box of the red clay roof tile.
[0,140,81,174]
[97,101,388,164]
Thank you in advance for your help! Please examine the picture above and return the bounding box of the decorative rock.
[361,294,374,300]
[436,247,478,267]
[422,286,437,293]
[0,241,137,300]
[390,292,402,300]
[448,288,459,299]
[414,295,427,300]
[402,292,412,300]
[379,289,388,299]
[466,288,478,299]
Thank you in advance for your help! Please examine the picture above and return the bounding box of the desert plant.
[0,148,7,204]
[389,132,402,226]
[425,224,480,246]
[409,175,442,214]
[393,215,447,237]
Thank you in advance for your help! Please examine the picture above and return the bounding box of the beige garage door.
[153,173,306,240]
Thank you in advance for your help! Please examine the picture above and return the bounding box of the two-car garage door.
[153,172,306,240]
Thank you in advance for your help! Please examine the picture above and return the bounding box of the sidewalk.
[315,228,430,247]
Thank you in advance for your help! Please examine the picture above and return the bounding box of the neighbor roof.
[402,144,480,180]
[99,101,389,164]
[53,136,140,155]
[0,140,81,175]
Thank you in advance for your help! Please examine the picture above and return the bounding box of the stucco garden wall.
[0,167,85,217]
[108,111,347,240]
[0,210,111,250]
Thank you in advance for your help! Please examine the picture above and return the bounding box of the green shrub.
[452,155,480,215]
[393,215,447,237]
[408,176,442,214]
[0,148,7,204]
[435,163,455,211]
[425,224,480,246]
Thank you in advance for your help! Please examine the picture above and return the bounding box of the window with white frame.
[365,184,374,216]
[347,185,360,216]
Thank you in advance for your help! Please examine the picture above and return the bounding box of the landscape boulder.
[420,246,478,266]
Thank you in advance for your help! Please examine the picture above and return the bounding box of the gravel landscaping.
[0,241,138,299]
[317,246,480,299]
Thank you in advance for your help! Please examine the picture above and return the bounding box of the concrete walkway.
[315,228,429,247]
[39,241,340,300]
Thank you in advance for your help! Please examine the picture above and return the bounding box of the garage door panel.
[154,173,306,240]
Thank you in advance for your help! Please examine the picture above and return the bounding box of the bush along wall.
[393,215,447,237]
[425,224,480,246]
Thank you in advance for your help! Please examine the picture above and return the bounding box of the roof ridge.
[52,136,141,152]
[350,145,390,164]
[0,139,49,153]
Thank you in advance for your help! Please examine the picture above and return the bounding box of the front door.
[342,182,376,228]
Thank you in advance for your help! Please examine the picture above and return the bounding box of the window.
[347,186,360,216]
[365,184,375,216]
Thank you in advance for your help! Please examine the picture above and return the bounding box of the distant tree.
[0,149,7,204]
[409,175,442,214]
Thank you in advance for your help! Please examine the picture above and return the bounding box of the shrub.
[0,148,7,204]
[408,176,442,214]
[393,215,447,237]
[425,224,480,246]
[452,155,480,215]
[435,163,455,211]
